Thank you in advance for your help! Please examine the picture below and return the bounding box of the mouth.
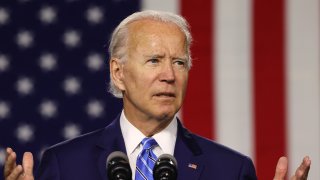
[154,92,176,98]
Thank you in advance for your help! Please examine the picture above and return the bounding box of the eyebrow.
[143,54,165,59]
[172,55,188,61]
[144,54,188,60]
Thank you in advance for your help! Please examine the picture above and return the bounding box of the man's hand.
[4,148,34,180]
[274,156,311,180]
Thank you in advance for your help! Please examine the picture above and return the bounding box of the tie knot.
[141,137,158,150]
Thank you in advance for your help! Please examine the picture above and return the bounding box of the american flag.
[0,0,319,180]
[0,0,139,178]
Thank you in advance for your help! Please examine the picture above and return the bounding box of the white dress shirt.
[119,110,178,179]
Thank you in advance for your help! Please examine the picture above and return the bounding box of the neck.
[123,109,173,137]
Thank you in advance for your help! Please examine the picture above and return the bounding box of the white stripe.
[140,156,154,173]
[141,0,179,14]
[214,0,253,158]
[286,0,320,179]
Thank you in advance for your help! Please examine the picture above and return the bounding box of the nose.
[159,62,175,83]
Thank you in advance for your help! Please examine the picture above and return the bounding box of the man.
[4,10,311,180]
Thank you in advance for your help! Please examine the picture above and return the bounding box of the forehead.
[127,19,184,39]
[128,18,181,31]
[126,19,186,50]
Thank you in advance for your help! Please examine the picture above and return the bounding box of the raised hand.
[274,156,311,180]
[4,148,34,180]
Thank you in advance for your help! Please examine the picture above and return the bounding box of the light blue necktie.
[135,137,158,180]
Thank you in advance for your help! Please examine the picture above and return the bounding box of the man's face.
[119,19,189,122]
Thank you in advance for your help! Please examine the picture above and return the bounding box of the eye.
[147,58,159,64]
[173,59,187,67]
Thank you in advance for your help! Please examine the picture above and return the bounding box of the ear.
[110,58,126,91]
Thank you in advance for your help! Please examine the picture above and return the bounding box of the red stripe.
[180,0,215,139]
[253,0,287,179]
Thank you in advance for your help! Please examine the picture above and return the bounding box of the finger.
[273,156,288,180]
[4,148,17,178]
[22,152,34,176]
[6,165,23,180]
[292,156,311,180]
[5,147,13,161]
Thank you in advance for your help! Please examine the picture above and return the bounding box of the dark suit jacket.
[36,115,257,179]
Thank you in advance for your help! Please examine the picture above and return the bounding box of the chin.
[154,111,176,121]
[151,103,179,119]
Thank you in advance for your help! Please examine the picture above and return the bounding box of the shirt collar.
[120,110,177,155]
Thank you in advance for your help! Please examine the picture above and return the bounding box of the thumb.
[22,152,34,176]
[274,156,288,180]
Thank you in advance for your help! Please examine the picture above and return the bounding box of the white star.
[62,123,81,140]
[16,77,34,95]
[0,148,5,166]
[85,6,104,25]
[15,123,34,143]
[63,76,81,95]
[0,8,9,25]
[39,100,57,119]
[16,30,34,48]
[39,53,57,71]
[86,53,104,71]
[39,6,57,24]
[86,100,104,118]
[0,54,10,72]
[63,30,81,48]
[0,101,10,119]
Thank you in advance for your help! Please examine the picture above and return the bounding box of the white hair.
[108,10,193,98]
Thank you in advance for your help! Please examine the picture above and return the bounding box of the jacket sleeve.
[36,148,61,180]
[239,156,258,180]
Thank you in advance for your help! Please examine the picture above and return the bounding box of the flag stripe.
[141,0,179,13]
[253,0,287,178]
[215,0,254,158]
[181,0,215,139]
[286,0,320,179]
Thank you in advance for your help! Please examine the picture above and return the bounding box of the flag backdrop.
[0,0,319,179]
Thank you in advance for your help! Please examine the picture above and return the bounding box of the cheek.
[125,72,153,94]
[176,73,188,89]
[123,66,140,87]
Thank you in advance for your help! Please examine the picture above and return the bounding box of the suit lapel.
[92,116,205,180]
[95,115,126,180]
[174,119,204,180]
